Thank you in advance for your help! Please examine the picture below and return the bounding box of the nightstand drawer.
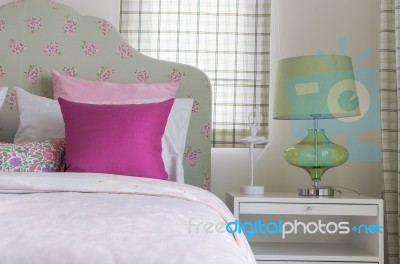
[239,202,377,216]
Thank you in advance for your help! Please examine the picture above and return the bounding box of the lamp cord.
[329,186,361,196]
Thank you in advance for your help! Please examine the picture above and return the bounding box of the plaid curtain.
[120,0,271,147]
[380,0,400,262]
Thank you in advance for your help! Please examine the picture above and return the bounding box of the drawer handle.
[306,206,312,212]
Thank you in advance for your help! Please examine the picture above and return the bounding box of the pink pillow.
[52,70,179,101]
[58,98,174,180]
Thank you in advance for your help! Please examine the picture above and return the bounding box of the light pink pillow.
[58,97,174,180]
[52,70,179,101]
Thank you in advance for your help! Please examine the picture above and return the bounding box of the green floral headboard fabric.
[0,0,211,189]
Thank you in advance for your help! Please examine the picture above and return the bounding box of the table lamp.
[273,55,360,196]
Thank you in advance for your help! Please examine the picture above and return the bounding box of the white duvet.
[0,172,255,264]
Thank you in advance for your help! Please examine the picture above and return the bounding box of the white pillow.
[13,87,193,183]
[14,88,65,143]
[0,87,8,109]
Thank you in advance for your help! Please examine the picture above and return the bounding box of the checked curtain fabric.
[380,0,400,262]
[120,0,271,147]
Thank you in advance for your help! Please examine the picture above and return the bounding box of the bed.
[0,0,255,263]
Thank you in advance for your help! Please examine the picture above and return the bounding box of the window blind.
[120,0,270,147]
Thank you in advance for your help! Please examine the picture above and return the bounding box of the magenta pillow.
[52,70,179,101]
[58,97,174,180]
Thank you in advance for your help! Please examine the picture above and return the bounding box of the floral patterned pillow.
[0,139,65,172]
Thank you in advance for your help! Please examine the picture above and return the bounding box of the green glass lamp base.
[299,186,334,196]
[284,129,348,196]
[284,129,348,179]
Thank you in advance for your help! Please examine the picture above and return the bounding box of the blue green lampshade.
[273,55,360,193]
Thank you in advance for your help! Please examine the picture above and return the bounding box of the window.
[120,0,271,147]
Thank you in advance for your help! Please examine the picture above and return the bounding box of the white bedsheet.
[0,172,255,264]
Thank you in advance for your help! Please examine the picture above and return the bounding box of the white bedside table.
[226,192,383,264]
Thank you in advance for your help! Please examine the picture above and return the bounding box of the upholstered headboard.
[0,0,211,189]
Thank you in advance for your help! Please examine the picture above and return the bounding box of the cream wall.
[211,0,382,201]
[0,0,120,29]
